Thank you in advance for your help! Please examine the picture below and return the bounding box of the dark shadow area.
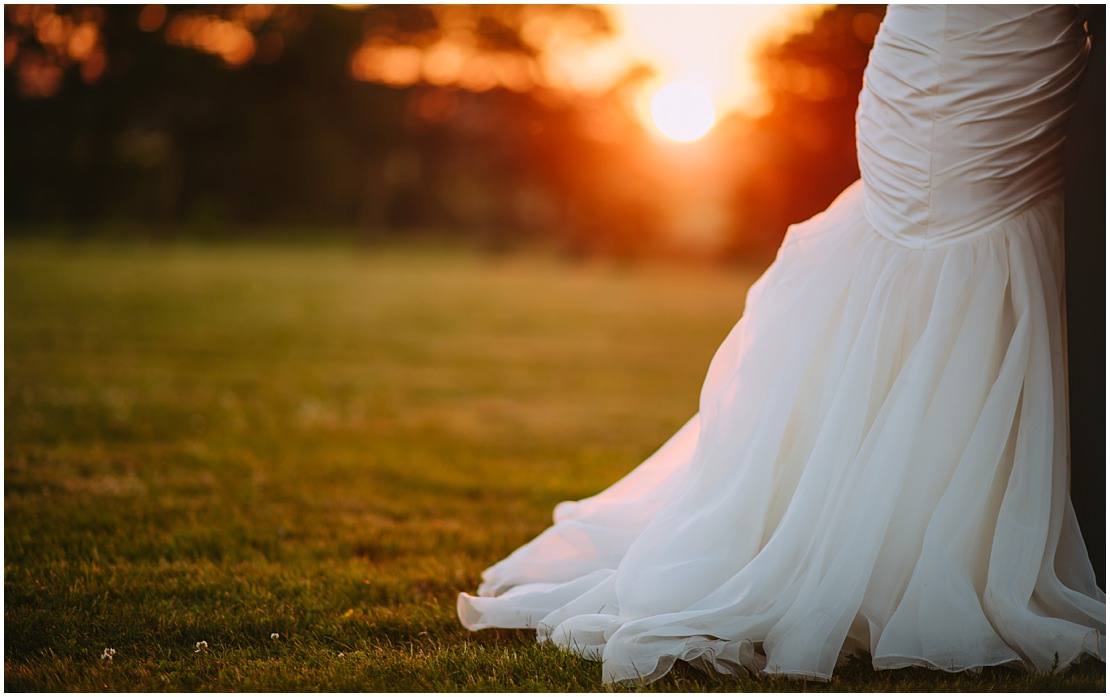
[1064,5,1106,588]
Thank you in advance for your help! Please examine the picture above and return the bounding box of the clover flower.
[101,647,116,661]
[195,641,208,653]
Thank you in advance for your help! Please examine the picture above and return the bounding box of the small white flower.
[194,641,208,653]
[270,632,280,640]
[338,652,345,658]
[101,647,116,661]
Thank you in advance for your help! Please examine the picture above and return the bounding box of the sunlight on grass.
[5,239,1104,691]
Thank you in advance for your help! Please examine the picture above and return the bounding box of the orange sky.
[339,4,829,142]
[546,5,827,121]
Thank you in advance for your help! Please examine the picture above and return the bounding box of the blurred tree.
[7,4,891,264]
[726,4,885,262]
[4,4,631,249]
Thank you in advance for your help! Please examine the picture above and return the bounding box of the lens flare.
[650,81,716,142]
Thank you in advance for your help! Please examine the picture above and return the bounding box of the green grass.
[5,238,1104,692]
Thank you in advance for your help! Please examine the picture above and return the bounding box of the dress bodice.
[856,5,1090,248]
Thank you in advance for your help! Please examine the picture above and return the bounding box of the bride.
[458,5,1106,684]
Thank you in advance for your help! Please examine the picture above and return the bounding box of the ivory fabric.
[457,5,1105,684]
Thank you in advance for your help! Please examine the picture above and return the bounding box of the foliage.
[5,5,887,261]
[5,237,1105,692]
[726,4,885,260]
[3,4,623,243]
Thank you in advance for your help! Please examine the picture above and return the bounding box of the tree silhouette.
[725,4,885,261]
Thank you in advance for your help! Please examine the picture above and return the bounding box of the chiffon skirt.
[457,180,1106,683]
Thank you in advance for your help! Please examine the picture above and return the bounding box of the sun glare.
[603,5,828,136]
[650,81,716,142]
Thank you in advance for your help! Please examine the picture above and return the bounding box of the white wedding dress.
[458,5,1105,684]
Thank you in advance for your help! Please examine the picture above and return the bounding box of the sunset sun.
[650,81,717,142]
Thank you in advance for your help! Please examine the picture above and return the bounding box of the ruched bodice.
[857,5,1089,247]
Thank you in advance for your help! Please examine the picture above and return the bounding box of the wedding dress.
[458,4,1105,684]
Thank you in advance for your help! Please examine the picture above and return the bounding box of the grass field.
[5,238,1104,692]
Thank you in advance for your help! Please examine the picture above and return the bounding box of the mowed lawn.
[5,239,1104,692]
